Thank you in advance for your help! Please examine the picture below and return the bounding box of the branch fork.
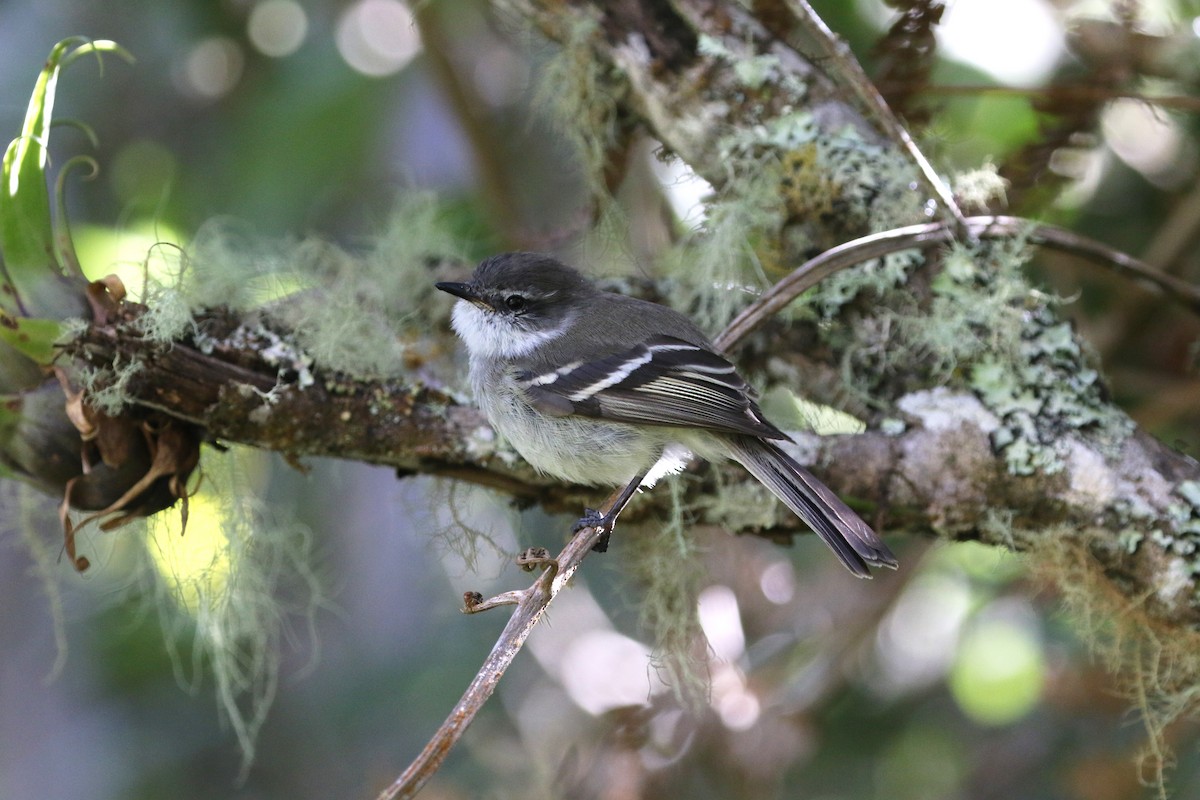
[460,547,559,614]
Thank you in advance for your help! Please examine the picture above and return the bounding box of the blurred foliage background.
[2,1,1200,799]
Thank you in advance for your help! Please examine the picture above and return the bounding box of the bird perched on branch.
[437,252,896,577]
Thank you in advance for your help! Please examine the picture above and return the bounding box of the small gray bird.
[436,252,897,577]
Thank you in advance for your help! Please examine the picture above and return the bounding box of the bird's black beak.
[435,281,490,309]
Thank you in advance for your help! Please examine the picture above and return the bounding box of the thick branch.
[64,299,1200,631]
[74,308,470,464]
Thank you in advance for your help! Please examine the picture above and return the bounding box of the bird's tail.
[725,436,897,578]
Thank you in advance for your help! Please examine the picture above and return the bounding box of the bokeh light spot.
[1104,98,1194,188]
[717,685,761,731]
[182,36,245,99]
[698,584,746,663]
[248,0,309,58]
[559,631,660,715]
[950,614,1045,725]
[759,560,795,605]
[710,662,761,730]
[875,570,973,694]
[335,0,422,77]
[74,220,186,303]
[937,0,1063,84]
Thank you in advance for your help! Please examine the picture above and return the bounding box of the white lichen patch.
[952,162,1008,211]
[462,420,497,463]
[897,388,1001,434]
[1157,556,1192,609]
[894,390,1000,528]
[1061,439,1117,509]
[227,324,315,391]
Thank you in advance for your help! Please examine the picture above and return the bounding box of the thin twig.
[373,494,620,799]
[782,0,969,234]
[714,215,1200,352]
[919,83,1200,113]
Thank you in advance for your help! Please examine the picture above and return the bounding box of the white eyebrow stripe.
[566,350,654,401]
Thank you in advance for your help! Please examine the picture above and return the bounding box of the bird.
[436,252,897,577]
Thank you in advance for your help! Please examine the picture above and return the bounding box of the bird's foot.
[572,507,615,552]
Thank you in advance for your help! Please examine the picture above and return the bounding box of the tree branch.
[780,0,969,232]
[716,215,1200,352]
[373,524,609,799]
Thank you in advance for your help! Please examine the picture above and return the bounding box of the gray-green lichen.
[697,34,803,94]
[698,469,781,532]
[1117,526,1145,554]
[626,477,708,708]
[174,193,462,376]
[952,162,1008,212]
[970,304,1133,476]
[137,286,196,344]
[78,353,143,414]
[77,191,470,423]
[812,228,1133,479]
[1157,481,1200,585]
[663,111,927,332]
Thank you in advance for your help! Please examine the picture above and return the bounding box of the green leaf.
[0,312,66,364]
[0,38,131,318]
[0,339,45,393]
[0,393,23,480]
[0,392,18,428]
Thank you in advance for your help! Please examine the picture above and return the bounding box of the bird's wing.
[515,335,786,439]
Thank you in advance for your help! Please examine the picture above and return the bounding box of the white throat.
[451,300,571,359]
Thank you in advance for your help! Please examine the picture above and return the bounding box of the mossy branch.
[62,247,1200,629]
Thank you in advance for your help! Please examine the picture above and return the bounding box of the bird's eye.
[504,294,527,312]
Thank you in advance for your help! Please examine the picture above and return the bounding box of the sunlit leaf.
[0,38,132,318]
[0,313,66,364]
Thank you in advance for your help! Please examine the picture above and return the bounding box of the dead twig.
[372,506,612,799]
[714,215,1200,352]
[782,0,969,234]
[919,83,1200,113]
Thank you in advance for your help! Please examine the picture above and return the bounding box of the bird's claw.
[572,508,615,552]
[572,508,605,532]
